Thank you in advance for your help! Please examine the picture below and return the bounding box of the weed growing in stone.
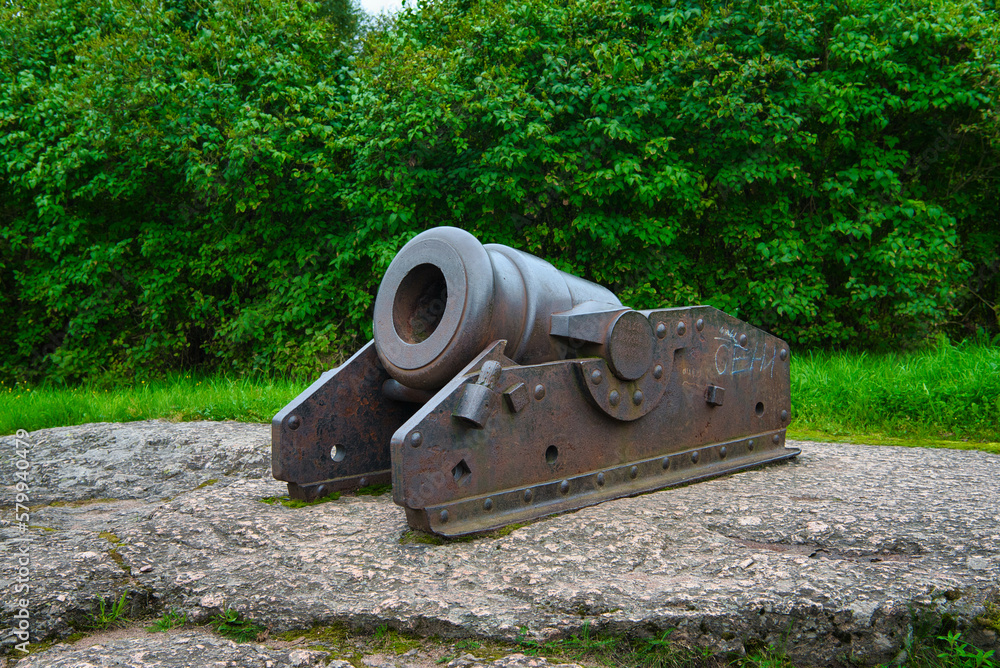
[260,492,340,508]
[515,623,716,667]
[976,602,1000,634]
[210,607,266,643]
[369,624,422,654]
[147,608,187,632]
[741,646,795,668]
[399,522,530,546]
[898,609,999,668]
[276,623,352,654]
[935,631,996,668]
[355,483,393,496]
[86,594,129,631]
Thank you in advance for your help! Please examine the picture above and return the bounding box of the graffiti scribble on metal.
[272,227,798,536]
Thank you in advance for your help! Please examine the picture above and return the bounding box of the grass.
[0,372,304,435]
[788,337,999,453]
[900,625,998,668]
[260,491,341,508]
[146,608,187,632]
[2,341,997,453]
[210,607,267,643]
[86,594,130,631]
[400,522,529,545]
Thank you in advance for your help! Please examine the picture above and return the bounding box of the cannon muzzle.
[373,227,621,390]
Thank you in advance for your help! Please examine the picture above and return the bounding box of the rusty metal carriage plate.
[272,227,798,534]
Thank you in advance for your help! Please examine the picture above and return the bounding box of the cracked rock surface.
[1,421,998,666]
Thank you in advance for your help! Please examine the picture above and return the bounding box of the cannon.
[272,227,798,536]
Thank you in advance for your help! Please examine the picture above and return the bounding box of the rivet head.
[287,415,301,431]
[590,369,603,385]
[773,434,781,444]
[560,480,569,494]
[748,439,755,451]
[656,322,667,339]
[780,348,788,361]
[696,318,705,331]
[596,472,605,486]
[359,477,367,487]
[484,498,493,511]
[677,322,686,336]
[440,510,449,523]
[632,390,643,405]
[661,457,670,470]
[652,364,663,380]
[719,446,727,459]
[410,431,422,447]
[781,410,789,421]
[629,466,638,479]
[609,390,620,406]
[739,334,748,346]
[691,451,700,464]
[534,384,546,400]
[524,489,533,503]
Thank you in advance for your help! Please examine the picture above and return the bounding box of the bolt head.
[748,439,755,451]
[608,390,620,406]
[781,410,789,421]
[652,364,663,380]
[287,415,301,431]
[484,498,493,511]
[533,384,546,400]
[632,390,643,405]
[590,369,603,385]
[677,322,686,336]
[719,446,727,459]
[359,477,367,487]
[596,472,605,486]
[560,480,569,494]
[410,431,423,447]
[661,457,670,470]
[629,466,638,479]
[773,434,781,444]
[780,348,788,361]
[696,318,705,331]
[440,510,449,523]
[523,489,533,503]
[691,451,700,464]
[739,334,748,346]
[656,322,667,339]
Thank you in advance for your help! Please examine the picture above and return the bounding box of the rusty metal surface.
[271,341,418,501]
[272,226,797,531]
[390,307,796,535]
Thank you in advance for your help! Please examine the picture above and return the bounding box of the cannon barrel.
[373,227,622,390]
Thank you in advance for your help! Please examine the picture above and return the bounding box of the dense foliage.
[1,0,998,383]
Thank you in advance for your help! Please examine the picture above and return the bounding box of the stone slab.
[1,421,998,666]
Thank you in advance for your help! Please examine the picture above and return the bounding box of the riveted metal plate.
[390,306,795,535]
[272,341,418,501]
[414,431,797,536]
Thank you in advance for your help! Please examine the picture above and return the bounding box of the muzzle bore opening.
[393,263,449,344]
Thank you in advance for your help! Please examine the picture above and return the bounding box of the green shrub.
[347,0,999,348]
[0,0,363,382]
[1,0,997,384]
